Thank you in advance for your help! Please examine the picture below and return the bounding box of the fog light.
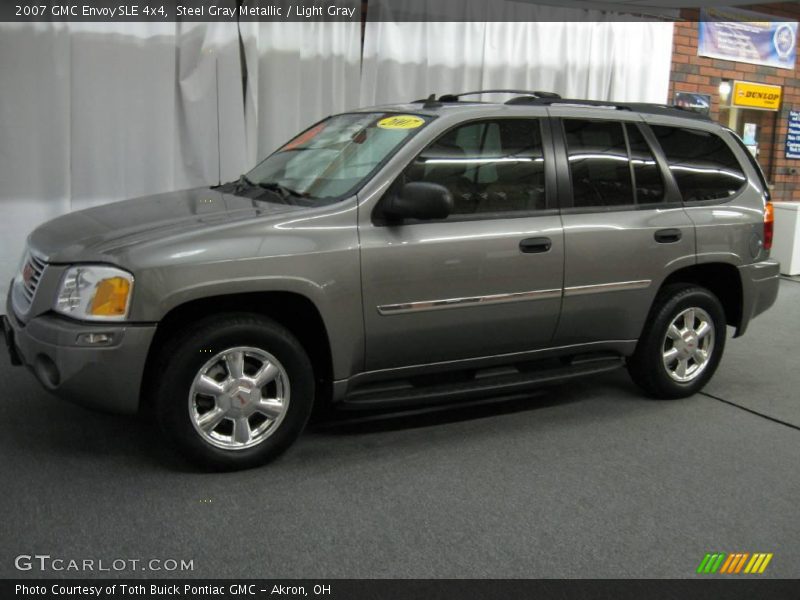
[76,332,114,346]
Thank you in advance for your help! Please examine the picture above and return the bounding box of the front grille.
[18,253,47,310]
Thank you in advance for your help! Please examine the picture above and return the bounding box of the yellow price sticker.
[377,115,425,130]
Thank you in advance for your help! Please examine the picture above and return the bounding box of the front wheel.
[153,314,314,470]
[628,284,726,399]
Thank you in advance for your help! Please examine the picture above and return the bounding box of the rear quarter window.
[650,125,746,202]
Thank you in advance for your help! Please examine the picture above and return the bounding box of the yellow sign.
[377,115,425,130]
[732,81,782,111]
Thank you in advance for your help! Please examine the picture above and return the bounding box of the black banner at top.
[3,1,361,22]
[3,0,799,23]
[6,579,800,600]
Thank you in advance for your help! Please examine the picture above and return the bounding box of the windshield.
[243,112,431,202]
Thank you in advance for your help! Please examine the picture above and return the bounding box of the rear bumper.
[736,258,780,337]
[4,290,156,415]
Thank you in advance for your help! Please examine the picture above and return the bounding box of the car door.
[549,111,696,346]
[358,116,565,371]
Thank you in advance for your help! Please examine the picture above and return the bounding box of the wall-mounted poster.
[674,92,711,115]
[699,7,797,70]
[787,111,800,160]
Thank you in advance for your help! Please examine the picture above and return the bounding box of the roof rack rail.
[506,97,631,109]
[439,89,562,102]
[505,96,711,120]
[411,92,710,121]
[413,90,562,104]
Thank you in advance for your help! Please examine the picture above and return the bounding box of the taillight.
[764,201,774,251]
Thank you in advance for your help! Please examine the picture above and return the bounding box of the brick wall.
[669,5,800,202]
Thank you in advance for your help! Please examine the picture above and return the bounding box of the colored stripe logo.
[697,552,773,574]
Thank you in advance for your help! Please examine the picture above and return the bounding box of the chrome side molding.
[377,288,561,315]
[377,280,652,315]
[564,279,651,297]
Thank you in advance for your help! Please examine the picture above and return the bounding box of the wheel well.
[660,263,743,330]
[139,292,333,413]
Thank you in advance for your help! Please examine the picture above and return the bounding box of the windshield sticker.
[377,115,425,130]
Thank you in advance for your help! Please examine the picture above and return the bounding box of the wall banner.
[698,7,797,70]
[787,110,800,160]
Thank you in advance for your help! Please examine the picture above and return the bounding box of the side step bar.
[339,356,624,411]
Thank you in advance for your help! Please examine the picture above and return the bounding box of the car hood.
[28,187,308,263]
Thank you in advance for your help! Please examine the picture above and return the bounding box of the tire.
[153,313,314,470]
[627,284,726,400]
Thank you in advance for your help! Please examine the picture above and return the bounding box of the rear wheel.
[153,314,314,470]
[628,284,726,399]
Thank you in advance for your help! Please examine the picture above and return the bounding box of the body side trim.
[377,279,653,315]
[563,279,651,296]
[376,288,561,315]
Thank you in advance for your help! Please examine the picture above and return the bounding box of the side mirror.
[379,181,453,222]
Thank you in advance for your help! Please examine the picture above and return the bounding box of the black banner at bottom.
[5,579,800,600]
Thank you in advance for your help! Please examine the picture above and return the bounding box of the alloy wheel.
[188,347,290,450]
[661,307,715,383]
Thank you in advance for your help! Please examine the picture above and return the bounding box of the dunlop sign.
[732,81,782,110]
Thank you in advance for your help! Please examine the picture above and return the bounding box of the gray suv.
[2,91,780,469]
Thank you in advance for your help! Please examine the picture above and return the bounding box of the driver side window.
[403,119,547,217]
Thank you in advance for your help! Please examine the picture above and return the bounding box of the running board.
[339,355,625,411]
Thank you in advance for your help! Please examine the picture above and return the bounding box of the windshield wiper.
[235,174,257,193]
[257,182,306,199]
[218,175,308,204]
[213,174,258,194]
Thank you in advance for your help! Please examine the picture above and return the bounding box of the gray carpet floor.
[1,280,798,579]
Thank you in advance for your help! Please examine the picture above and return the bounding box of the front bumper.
[3,290,156,415]
[736,258,781,337]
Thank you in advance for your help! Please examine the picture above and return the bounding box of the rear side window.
[564,120,634,208]
[650,125,746,202]
[563,119,667,209]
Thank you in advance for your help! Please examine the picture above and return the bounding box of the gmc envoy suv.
[2,91,780,469]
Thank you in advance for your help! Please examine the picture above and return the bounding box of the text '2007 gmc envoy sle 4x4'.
[2,91,780,470]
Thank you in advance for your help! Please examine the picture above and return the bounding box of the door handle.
[654,229,682,244]
[519,237,552,253]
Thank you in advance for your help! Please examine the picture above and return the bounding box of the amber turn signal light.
[89,277,132,316]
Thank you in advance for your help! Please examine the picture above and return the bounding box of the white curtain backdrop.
[361,2,674,105]
[0,22,246,205]
[0,21,248,301]
[240,22,362,161]
[0,21,359,302]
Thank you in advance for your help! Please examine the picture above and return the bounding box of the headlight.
[54,266,134,321]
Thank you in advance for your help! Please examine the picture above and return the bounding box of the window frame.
[554,116,683,214]
[645,123,750,208]
[372,116,558,226]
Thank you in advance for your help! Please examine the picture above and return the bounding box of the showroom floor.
[1,280,798,579]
